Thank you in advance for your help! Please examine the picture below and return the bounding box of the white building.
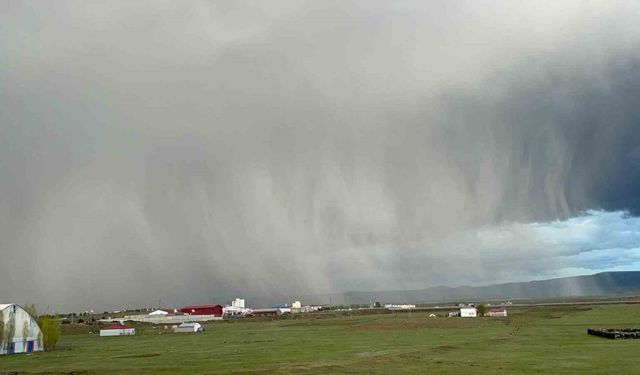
[300,305,322,313]
[277,307,291,315]
[173,322,204,333]
[291,301,302,309]
[100,324,135,336]
[224,298,251,316]
[385,304,416,310]
[149,309,169,316]
[0,303,44,355]
[460,307,477,318]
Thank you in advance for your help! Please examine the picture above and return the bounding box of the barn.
[0,303,44,355]
[179,305,223,316]
[100,324,135,337]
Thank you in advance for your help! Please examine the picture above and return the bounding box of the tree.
[476,304,487,316]
[37,316,61,352]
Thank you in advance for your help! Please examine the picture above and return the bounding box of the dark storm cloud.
[2,0,640,311]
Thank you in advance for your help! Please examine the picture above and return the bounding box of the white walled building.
[0,303,44,355]
[385,304,416,310]
[460,307,477,318]
[100,324,135,336]
[231,298,245,309]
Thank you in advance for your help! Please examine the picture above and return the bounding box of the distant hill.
[308,271,640,305]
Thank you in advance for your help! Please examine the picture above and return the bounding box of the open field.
[1,304,639,374]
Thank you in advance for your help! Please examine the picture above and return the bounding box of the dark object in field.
[587,328,640,339]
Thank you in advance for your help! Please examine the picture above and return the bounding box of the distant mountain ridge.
[309,271,640,305]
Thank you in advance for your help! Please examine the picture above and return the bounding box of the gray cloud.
[2,1,640,311]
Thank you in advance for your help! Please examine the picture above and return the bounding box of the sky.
[2,0,640,312]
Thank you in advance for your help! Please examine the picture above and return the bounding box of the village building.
[179,305,223,317]
[100,324,135,337]
[488,308,508,317]
[460,307,478,318]
[0,303,43,355]
[251,308,278,317]
[149,309,171,316]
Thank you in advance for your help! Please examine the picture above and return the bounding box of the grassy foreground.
[1,304,639,374]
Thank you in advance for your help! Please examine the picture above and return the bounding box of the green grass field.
[1,304,639,374]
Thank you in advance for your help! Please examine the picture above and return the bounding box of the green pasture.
[1,304,639,374]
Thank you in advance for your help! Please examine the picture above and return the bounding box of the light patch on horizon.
[2,1,640,311]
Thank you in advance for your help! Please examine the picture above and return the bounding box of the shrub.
[476,304,487,316]
[37,316,61,352]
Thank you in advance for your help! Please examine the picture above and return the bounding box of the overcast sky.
[2,0,640,311]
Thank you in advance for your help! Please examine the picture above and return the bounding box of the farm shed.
[488,308,508,317]
[460,307,477,318]
[0,303,43,355]
[100,324,135,337]
[173,322,204,333]
[179,305,223,317]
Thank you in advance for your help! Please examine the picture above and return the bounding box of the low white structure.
[429,313,437,318]
[0,303,43,355]
[277,307,291,315]
[149,309,169,316]
[488,308,508,317]
[300,305,322,313]
[291,301,302,309]
[173,322,204,333]
[100,324,135,336]
[460,307,477,318]
[385,304,416,310]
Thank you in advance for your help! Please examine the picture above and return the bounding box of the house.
[0,303,44,355]
[179,305,223,317]
[460,307,477,318]
[173,322,204,333]
[488,308,508,317]
[100,324,135,336]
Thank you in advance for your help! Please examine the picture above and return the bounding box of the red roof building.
[179,304,223,316]
[487,308,508,317]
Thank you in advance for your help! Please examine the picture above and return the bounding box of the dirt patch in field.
[433,344,459,353]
